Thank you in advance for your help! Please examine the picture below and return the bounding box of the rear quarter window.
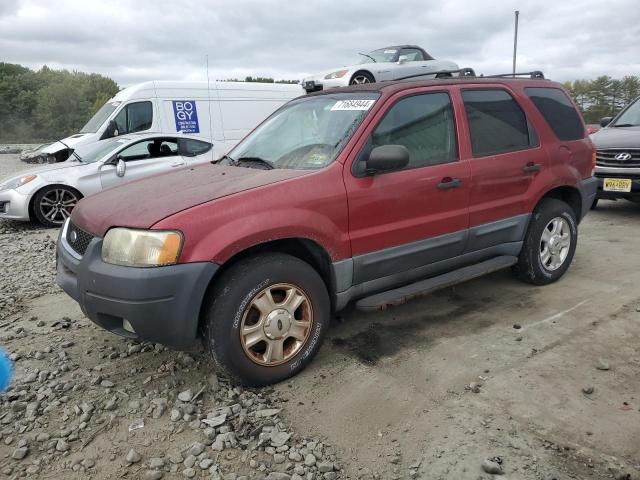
[525,87,584,141]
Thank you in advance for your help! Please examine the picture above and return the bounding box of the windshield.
[358,48,398,64]
[80,101,121,133]
[71,137,127,163]
[227,92,380,170]
[612,97,640,127]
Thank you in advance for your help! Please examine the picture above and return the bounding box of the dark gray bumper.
[56,230,218,349]
[578,176,598,220]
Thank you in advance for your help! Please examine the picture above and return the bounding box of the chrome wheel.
[350,74,372,85]
[240,283,313,366]
[39,188,78,225]
[539,217,571,271]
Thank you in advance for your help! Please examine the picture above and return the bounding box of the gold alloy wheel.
[240,283,313,366]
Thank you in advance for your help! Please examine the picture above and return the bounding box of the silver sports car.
[0,134,213,227]
[301,45,459,93]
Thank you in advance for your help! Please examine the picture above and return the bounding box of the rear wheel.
[350,72,374,85]
[32,186,81,227]
[202,253,330,386]
[513,198,577,285]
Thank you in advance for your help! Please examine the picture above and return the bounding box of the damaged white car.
[301,45,459,93]
[0,134,213,227]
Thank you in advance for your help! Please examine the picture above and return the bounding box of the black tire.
[202,253,330,386]
[590,198,599,210]
[513,198,578,285]
[32,185,81,228]
[350,71,375,85]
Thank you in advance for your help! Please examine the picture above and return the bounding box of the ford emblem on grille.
[70,230,78,243]
[614,152,632,161]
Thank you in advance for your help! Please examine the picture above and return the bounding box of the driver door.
[391,48,428,80]
[100,137,184,190]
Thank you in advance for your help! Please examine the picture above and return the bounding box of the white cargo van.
[29,81,303,163]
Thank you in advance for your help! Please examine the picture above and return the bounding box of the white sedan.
[0,134,213,227]
[301,45,459,93]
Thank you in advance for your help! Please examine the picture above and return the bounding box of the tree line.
[0,63,119,143]
[563,76,640,124]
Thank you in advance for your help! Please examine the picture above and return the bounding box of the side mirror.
[116,158,126,177]
[600,116,613,127]
[101,120,119,140]
[366,145,409,174]
[397,55,408,65]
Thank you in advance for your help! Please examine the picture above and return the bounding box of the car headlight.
[324,69,348,80]
[102,228,183,267]
[0,174,37,191]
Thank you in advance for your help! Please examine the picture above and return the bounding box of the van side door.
[343,89,471,289]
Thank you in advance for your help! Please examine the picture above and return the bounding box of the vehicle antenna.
[206,54,215,161]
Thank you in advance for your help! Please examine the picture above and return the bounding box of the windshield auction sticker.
[331,100,376,111]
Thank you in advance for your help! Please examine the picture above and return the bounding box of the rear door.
[100,137,184,190]
[344,89,471,286]
[458,87,547,252]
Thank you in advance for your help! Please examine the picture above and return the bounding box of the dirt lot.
[0,153,639,480]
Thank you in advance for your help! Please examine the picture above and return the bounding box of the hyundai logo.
[70,230,77,243]
[614,152,632,161]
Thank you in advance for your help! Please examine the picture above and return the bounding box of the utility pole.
[512,10,519,76]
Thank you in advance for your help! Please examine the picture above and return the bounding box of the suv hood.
[71,163,309,237]
[591,126,640,149]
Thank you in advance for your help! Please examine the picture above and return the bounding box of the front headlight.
[0,174,37,191]
[324,69,348,80]
[102,228,183,267]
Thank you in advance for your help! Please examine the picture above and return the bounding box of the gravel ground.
[1,152,639,480]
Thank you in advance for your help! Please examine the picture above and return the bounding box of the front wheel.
[202,253,330,386]
[33,186,81,227]
[350,72,374,85]
[513,198,578,285]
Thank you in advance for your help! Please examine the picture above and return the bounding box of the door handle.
[171,161,185,167]
[523,162,541,173]
[437,177,462,190]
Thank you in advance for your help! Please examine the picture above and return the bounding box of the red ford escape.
[57,75,597,386]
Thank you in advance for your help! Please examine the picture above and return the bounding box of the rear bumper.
[578,176,598,220]
[56,226,218,349]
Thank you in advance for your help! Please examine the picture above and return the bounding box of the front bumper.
[594,167,640,200]
[56,224,219,349]
[302,77,349,93]
[0,189,31,221]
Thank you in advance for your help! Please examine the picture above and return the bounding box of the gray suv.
[591,96,640,206]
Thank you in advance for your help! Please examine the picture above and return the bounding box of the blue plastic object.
[0,348,13,392]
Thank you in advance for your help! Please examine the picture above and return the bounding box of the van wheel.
[513,198,577,285]
[202,253,330,386]
[33,186,81,227]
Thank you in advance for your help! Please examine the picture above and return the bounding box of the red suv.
[57,77,597,385]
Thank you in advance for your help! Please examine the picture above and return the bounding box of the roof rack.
[391,67,477,82]
[482,71,545,79]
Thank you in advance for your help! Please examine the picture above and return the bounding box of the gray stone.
[304,453,316,466]
[188,442,205,456]
[12,447,29,460]
[596,359,611,371]
[481,458,504,475]
[56,439,70,452]
[126,448,142,464]
[145,471,164,480]
[149,457,165,469]
[183,467,196,478]
[178,389,193,402]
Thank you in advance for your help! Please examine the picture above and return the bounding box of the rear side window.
[179,138,212,156]
[371,92,457,169]
[525,87,584,141]
[462,89,532,157]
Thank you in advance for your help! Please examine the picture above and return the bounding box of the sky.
[1,0,639,88]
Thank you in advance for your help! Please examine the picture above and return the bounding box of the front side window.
[525,87,584,141]
[118,138,178,162]
[611,96,640,127]
[180,138,212,156]
[113,101,153,135]
[370,93,457,170]
[227,92,380,170]
[462,89,533,157]
[399,48,424,61]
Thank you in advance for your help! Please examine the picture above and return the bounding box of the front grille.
[66,222,94,256]
[596,149,640,168]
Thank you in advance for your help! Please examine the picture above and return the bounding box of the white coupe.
[301,45,459,93]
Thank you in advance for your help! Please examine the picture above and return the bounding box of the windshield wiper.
[358,52,377,63]
[215,154,236,165]
[235,157,275,170]
[57,139,82,162]
[612,123,638,127]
